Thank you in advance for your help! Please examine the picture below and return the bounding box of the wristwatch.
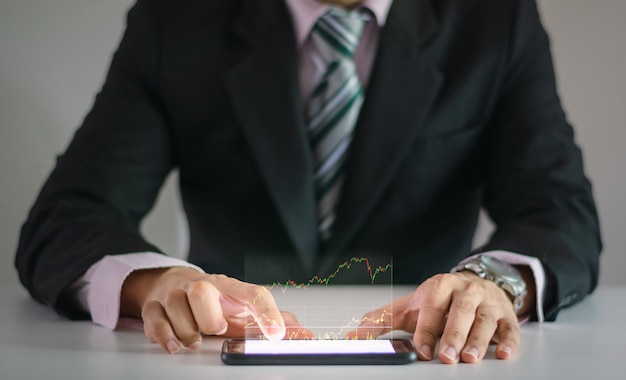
[454,255,527,314]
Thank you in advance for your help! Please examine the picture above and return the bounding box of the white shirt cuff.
[72,253,204,329]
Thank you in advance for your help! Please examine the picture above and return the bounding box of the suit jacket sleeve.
[14,0,170,319]
[476,0,602,320]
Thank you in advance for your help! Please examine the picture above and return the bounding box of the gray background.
[1,0,624,289]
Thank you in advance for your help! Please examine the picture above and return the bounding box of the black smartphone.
[221,338,417,365]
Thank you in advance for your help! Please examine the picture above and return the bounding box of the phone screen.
[244,339,396,354]
[221,339,417,365]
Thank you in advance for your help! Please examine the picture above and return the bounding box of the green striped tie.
[307,8,370,242]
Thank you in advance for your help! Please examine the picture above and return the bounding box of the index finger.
[211,275,286,340]
[413,276,454,361]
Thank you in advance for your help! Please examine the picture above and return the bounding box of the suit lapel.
[224,0,318,268]
[324,0,444,257]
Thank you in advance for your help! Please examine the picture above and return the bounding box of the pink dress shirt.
[72,0,546,330]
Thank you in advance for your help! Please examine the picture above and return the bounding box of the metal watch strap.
[455,255,526,314]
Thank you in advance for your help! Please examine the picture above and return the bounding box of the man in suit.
[15,0,601,364]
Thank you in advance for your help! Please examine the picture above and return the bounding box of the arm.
[70,253,204,329]
[15,0,172,318]
[15,1,309,351]
[478,0,601,319]
[351,0,600,363]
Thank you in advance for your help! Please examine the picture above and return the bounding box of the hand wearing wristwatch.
[454,255,527,314]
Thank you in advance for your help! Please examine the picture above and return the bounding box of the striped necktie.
[307,8,370,242]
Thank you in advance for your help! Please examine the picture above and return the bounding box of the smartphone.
[221,338,417,365]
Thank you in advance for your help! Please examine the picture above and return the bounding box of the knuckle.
[451,296,476,314]
[416,325,440,342]
[428,273,445,286]
[419,298,444,312]
[499,321,520,338]
[197,314,225,333]
[420,273,457,304]
[187,281,215,299]
[475,311,498,327]
[209,274,237,288]
[420,303,448,318]
[141,300,160,319]
[444,328,466,343]
[245,284,270,302]
[464,280,485,295]
[428,273,454,290]
[150,320,173,340]
[465,334,487,348]
[163,289,186,308]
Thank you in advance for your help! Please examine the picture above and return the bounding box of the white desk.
[0,285,623,380]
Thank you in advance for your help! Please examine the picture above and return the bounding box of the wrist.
[454,255,528,316]
[513,265,536,320]
[120,267,170,317]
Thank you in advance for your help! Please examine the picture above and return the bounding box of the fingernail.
[443,346,458,362]
[500,346,512,359]
[166,339,180,354]
[419,344,432,360]
[464,346,479,360]
[265,325,286,341]
[215,325,228,336]
[188,340,202,350]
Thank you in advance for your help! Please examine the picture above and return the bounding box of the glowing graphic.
[246,257,394,340]
[282,309,393,340]
[264,257,392,292]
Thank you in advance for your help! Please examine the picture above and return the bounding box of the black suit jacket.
[16,0,601,321]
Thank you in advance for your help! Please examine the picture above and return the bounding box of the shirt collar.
[283,0,394,46]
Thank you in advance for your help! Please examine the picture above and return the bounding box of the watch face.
[479,255,521,282]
